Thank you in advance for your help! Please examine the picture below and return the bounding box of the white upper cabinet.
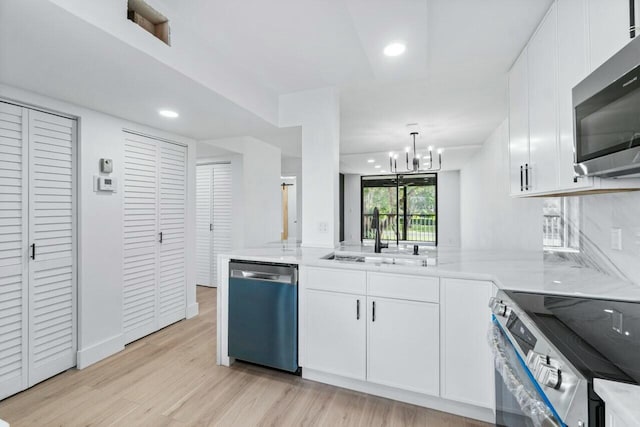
[508,49,530,195]
[507,0,640,196]
[527,3,559,194]
[557,0,593,190]
[587,0,634,71]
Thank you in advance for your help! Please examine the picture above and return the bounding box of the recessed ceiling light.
[374,165,381,169]
[367,159,375,163]
[384,42,406,57]
[159,109,179,118]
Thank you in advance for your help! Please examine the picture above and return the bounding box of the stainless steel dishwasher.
[228,260,299,373]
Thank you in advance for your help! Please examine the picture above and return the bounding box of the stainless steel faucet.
[372,207,388,254]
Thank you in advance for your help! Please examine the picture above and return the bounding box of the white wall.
[437,170,461,247]
[343,174,361,243]
[199,137,282,248]
[282,157,303,242]
[0,84,199,369]
[460,119,542,250]
[280,87,340,248]
[242,140,282,247]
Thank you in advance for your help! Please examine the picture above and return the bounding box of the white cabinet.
[508,49,530,195]
[367,297,439,395]
[0,101,77,400]
[440,278,494,409]
[527,3,559,194]
[557,0,594,191]
[587,0,634,71]
[305,289,366,380]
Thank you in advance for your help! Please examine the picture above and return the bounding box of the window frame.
[360,173,438,245]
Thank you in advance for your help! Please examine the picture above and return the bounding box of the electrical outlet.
[318,222,328,234]
[611,228,622,251]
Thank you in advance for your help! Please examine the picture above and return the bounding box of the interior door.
[367,297,439,396]
[211,163,232,287]
[123,133,159,343]
[27,109,77,387]
[196,164,212,286]
[157,141,187,328]
[0,102,28,399]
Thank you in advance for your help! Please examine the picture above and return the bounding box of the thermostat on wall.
[93,175,118,193]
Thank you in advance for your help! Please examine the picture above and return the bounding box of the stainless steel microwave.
[573,36,640,177]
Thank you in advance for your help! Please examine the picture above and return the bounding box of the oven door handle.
[488,322,562,427]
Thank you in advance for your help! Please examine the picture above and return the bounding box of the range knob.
[537,364,561,389]
[526,351,547,373]
[489,298,511,317]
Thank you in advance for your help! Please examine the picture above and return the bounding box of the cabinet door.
[557,0,594,190]
[528,3,559,194]
[0,102,28,400]
[508,49,530,195]
[157,142,187,328]
[305,290,366,380]
[588,0,633,71]
[27,110,77,387]
[196,165,212,286]
[440,278,494,409]
[367,297,439,396]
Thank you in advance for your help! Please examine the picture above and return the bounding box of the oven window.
[576,66,640,162]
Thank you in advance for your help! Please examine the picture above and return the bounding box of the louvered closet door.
[157,142,187,328]
[27,109,77,387]
[0,103,28,400]
[212,163,232,287]
[196,165,212,286]
[123,134,158,343]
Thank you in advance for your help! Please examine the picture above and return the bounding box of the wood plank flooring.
[0,287,491,427]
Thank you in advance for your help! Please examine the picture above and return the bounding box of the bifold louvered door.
[196,165,212,286]
[27,110,77,387]
[0,101,77,401]
[0,102,29,400]
[122,132,186,344]
[211,163,232,286]
[195,163,231,288]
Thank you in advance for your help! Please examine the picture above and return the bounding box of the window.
[361,174,437,244]
[543,197,580,251]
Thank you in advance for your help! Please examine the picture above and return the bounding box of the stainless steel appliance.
[573,36,640,177]
[490,291,640,427]
[228,260,299,373]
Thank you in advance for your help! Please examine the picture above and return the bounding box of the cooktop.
[504,291,640,385]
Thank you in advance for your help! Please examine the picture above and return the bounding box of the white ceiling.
[1,0,553,166]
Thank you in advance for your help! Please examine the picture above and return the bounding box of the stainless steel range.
[489,290,640,427]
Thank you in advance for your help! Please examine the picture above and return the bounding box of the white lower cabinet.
[305,289,366,380]
[440,278,494,409]
[367,296,439,395]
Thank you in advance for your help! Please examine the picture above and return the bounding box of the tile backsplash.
[554,191,640,286]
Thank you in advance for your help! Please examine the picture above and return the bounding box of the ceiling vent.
[127,0,170,45]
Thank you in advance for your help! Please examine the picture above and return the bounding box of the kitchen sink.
[322,252,429,267]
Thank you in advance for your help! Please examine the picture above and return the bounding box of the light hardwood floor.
[0,287,491,427]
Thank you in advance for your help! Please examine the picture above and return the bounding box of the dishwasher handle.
[230,269,295,284]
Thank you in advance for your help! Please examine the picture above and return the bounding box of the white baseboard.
[186,302,199,319]
[76,334,124,369]
[303,369,495,424]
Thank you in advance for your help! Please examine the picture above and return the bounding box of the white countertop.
[594,379,640,425]
[222,243,640,301]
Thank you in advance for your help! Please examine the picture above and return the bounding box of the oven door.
[489,321,564,427]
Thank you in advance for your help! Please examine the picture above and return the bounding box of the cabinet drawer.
[305,267,366,294]
[367,272,439,303]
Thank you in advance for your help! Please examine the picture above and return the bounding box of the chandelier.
[389,131,442,174]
